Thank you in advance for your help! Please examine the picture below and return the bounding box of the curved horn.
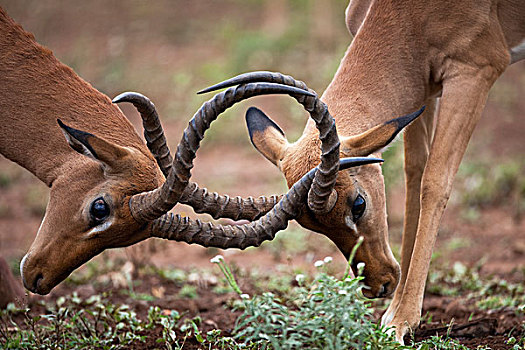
[113,92,281,221]
[112,92,173,174]
[150,157,383,249]
[198,71,341,214]
[197,71,309,94]
[128,83,316,223]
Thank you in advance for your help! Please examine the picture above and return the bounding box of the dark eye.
[90,197,110,223]
[352,194,366,221]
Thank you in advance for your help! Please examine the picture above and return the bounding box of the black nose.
[31,273,43,294]
[377,282,390,298]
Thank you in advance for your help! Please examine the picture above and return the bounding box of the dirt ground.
[1,1,524,348]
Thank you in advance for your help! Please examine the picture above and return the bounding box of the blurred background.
[1,0,524,281]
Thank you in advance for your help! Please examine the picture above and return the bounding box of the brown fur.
[0,8,163,295]
[249,0,524,343]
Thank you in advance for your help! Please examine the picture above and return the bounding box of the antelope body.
[241,0,524,343]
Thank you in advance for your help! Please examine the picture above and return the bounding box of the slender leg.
[387,64,502,343]
[382,98,436,326]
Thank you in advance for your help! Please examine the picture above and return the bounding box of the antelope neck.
[306,10,428,139]
[0,8,146,186]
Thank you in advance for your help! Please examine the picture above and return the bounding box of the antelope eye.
[352,194,366,221]
[90,197,110,223]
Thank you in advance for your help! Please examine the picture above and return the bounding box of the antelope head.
[246,106,424,298]
[20,120,164,295]
[238,84,423,299]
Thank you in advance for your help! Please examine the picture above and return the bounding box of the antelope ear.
[58,119,130,168]
[245,107,289,167]
[341,106,425,156]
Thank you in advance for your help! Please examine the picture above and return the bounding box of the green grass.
[428,261,525,312]
[1,294,177,349]
[177,284,198,299]
[233,274,400,349]
[412,334,490,350]
[381,138,405,193]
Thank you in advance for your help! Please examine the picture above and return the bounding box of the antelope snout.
[360,261,400,299]
[20,253,50,295]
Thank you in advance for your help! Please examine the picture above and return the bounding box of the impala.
[0,7,391,299]
[182,0,523,343]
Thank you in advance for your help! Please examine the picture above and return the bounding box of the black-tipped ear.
[245,107,289,167]
[58,119,99,159]
[246,107,285,139]
[57,119,130,167]
[341,106,425,156]
[384,106,425,144]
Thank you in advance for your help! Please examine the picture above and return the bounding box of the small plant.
[428,261,525,311]
[234,272,400,349]
[412,334,490,350]
[210,254,243,295]
[2,294,141,348]
[178,284,198,299]
[0,293,205,349]
[211,238,402,349]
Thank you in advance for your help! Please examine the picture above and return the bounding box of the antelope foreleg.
[382,98,436,326]
[386,64,501,343]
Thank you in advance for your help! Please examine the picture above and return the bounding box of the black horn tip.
[198,81,315,98]
[112,91,148,104]
[409,105,426,121]
[197,71,276,94]
[199,82,315,97]
[197,86,218,95]
[197,75,250,94]
[339,157,384,170]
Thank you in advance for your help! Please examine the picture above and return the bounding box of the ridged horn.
[198,71,341,214]
[113,92,282,221]
[127,83,315,223]
[112,92,173,174]
[149,157,383,249]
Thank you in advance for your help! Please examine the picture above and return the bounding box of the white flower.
[210,255,224,264]
[295,274,305,283]
[314,260,324,268]
[323,256,333,264]
[357,262,366,274]
[338,290,348,295]
[240,294,250,299]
